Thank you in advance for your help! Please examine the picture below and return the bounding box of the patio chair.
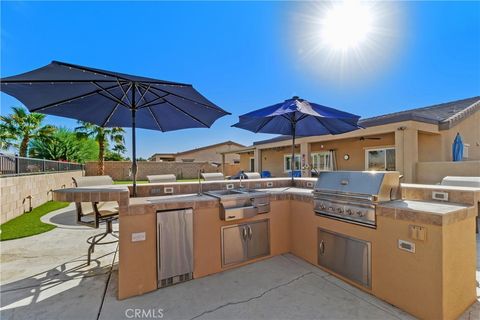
[288,170,301,177]
[261,171,272,178]
[147,174,177,183]
[72,175,119,265]
[243,172,261,179]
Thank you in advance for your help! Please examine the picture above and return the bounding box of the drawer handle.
[319,240,325,255]
[255,203,269,207]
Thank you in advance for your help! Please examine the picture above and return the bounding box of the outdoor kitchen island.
[54,176,478,320]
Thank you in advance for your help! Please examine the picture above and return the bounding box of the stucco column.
[221,153,226,175]
[254,148,261,173]
[395,127,418,183]
[300,142,311,177]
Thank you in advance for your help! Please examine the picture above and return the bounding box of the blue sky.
[1,1,479,158]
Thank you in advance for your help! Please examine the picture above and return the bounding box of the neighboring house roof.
[253,96,480,146]
[176,140,245,156]
[149,141,246,160]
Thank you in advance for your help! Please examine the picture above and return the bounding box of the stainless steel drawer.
[318,228,371,288]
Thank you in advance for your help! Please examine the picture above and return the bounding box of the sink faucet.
[198,169,204,195]
[239,170,245,189]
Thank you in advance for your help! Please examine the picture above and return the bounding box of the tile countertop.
[377,200,475,226]
[401,183,480,192]
[125,187,314,215]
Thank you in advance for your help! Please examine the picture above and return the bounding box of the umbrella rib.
[164,100,210,127]
[148,85,229,114]
[146,107,165,132]
[29,83,120,112]
[91,82,131,108]
[144,85,218,124]
[117,80,132,105]
[53,60,194,87]
[101,83,133,127]
[136,95,168,109]
[254,117,276,133]
[314,116,337,133]
[136,84,151,106]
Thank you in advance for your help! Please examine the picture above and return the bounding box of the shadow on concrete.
[0,250,118,320]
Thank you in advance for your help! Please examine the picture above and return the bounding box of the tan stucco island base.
[114,186,477,320]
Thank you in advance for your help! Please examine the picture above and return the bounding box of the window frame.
[249,157,255,172]
[364,147,396,171]
[283,154,301,172]
[311,151,332,171]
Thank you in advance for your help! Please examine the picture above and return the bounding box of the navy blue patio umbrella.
[0,61,230,196]
[232,96,362,182]
[452,132,464,161]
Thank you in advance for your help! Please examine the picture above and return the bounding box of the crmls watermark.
[125,308,164,319]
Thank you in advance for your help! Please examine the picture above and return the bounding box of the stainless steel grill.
[313,171,401,228]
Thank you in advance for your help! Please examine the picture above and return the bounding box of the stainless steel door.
[246,220,270,260]
[318,228,371,288]
[157,209,193,285]
[222,224,247,266]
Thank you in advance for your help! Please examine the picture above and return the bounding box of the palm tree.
[75,121,126,175]
[29,127,98,163]
[0,107,55,156]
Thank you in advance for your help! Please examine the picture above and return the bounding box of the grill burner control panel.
[314,198,376,227]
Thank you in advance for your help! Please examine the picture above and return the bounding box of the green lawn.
[0,201,69,241]
[113,180,148,184]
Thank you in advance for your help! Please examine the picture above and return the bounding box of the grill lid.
[314,171,401,201]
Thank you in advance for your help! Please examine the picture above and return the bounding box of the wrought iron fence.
[0,153,84,176]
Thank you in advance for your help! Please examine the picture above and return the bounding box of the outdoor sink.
[205,188,264,198]
[204,188,271,221]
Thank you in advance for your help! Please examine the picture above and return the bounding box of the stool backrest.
[73,175,114,187]
[201,172,224,181]
[72,175,116,228]
[147,174,177,183]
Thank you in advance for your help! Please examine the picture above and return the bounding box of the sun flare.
[320,1,375,51]
[289,0,403,85]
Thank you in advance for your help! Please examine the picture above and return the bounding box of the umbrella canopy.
[452,132,464,161]
[232,96,361,182]
[1,61,230,195]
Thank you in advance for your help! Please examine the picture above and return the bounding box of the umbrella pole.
[291,122,296,185]
[132,84,137,197]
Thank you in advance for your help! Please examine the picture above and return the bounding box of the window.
[311,152,332,171]
[284,154,301,172]
[365,148,395,171]
[249,157,255,172]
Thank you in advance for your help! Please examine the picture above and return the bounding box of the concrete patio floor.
[1,204,479,320]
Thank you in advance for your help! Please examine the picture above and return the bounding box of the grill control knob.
[346,209,353,215]
[356,211,364,217]
[328,207,334,212]
[336,207,344,214]
[320,203,326,210]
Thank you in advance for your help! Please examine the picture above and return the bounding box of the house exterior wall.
[416,160,480,184]
[439,111,480,161]
[175,143,241,164]
[310,133,395,171]
[261,146,300,177]
[418,132,443,162]
[239,152,254,171]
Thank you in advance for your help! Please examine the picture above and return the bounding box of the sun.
[320,1,375,51]
[288,0,403,85]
